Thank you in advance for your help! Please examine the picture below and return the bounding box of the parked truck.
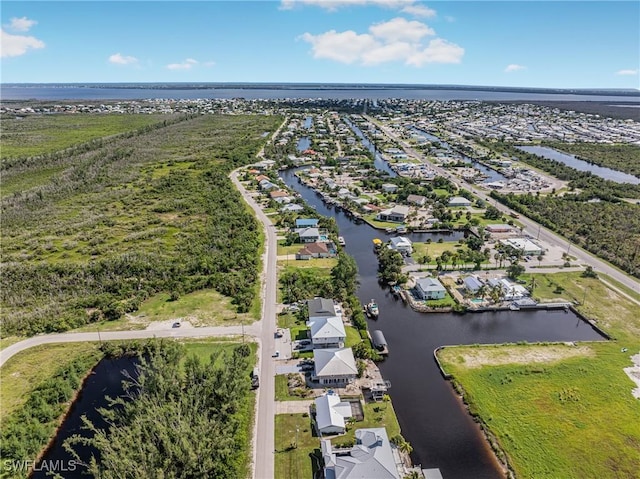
[250,367,259,389]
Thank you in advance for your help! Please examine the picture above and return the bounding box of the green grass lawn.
[278,242,303,256]
[440,342,640,479]
[423,292,457,308]
[133,289,255,327]
[345,326,362,348]
[275,375,314,401]
[437,271,640,479]
[342,400,401,444]
[0,342,101,422]
[275,414,320,479]
[412,241,465,259]
[363,213,403,230]
[278,257,338,269]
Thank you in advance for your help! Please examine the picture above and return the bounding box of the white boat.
[338,236,346,246]
[367,299,379,318]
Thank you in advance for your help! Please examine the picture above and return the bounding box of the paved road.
[231,169,278,479]
[365,115,640,294]
[0,324,260,368]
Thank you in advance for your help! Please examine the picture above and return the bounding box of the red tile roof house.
[295,241,336,260]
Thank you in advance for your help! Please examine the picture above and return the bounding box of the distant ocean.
[2,83,639,102]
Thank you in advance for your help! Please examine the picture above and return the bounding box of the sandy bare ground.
[441,343,594,369]
[623,353,640,399]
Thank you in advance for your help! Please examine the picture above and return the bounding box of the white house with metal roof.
[321,427,400,479]
[308,316,346,349]
[313,348,357,385]
[388,236,413,255]
[315,393,353,435]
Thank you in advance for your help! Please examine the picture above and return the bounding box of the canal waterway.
[516,145,640,184]
[297,136,311,152]
[344,118,398,177]
[32,356,140,478]
[279,168,606,479]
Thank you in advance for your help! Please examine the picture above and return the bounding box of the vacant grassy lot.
[275,413,320,479]
[133,289,257,326]
[439,272,640,479]
[1,114,281,335]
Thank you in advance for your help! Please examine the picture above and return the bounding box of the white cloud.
[108,53,138,65]
[281,0,416,11]
[400,4,436,18]
[616,69,638,76]
[369,17,435,42]
[1,28,45,58]
[7,17,37,32]
[505,64,526,73]
[166,58,199,70]
[301,20,463,66]
[407,38,464,66]
[300,30,378,63]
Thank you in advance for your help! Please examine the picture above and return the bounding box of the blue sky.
[1,1,638,88]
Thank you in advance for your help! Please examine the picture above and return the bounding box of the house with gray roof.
[414,277,446,300]
[308,298,337,321]
[321,427,400,479]
[313,348,357,386]
[315,393,353,435]
[308,316,346,349]
[295,227,321,243]
[388,237,413,255]
[376,205,410,223]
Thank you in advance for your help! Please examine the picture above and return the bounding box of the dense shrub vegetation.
[1,114,282,335]
[64,341,255,479]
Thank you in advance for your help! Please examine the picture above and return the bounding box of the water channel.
[516,145,640,185]
[279,168,606,478]
[32,356,140,478]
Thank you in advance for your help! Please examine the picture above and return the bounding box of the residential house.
[296,241,336,260]
[315,393,353,435]
[255,174,270,183]
[406,194,427,207]
[308,315,346,349]
[376,205,410,223]
[448,196,472,207]
[308,297,338,322]
[415,277,447,300]
[269,190,292,203]
[259,179,277,190]
[295,227,322,243]
[313,348,357,385]
[464,276,484,294]
[296,218,320,228]
[281,203,304,213]
[321,428,400,479]
[381,183,398,193]
[388,237,413,255]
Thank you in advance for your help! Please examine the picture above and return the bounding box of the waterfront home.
[464,276,484,294]
[415,277,447,300]
[381,183,399,193]
[376,205,410,223]
[296,218,320,228]
[313,348,358,385]
[448,196,472,207]
[406,194,427,207]
[308,297,338,321]
[321,428,401,479]
[389,237,413,255]
[269,190,293,203]
[259,179,277,190]
[281,203,304,213]
[308,315,346,349]
[295,227,322,243]
[315,393,353,435]
[255,174,270,183]
[296,241,336,260]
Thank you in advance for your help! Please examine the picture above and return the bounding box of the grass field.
[0,342,101,422]
[132,289,257,326]
[438,271,640,479]
[275,414,319,479]
[1,114,170,160]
